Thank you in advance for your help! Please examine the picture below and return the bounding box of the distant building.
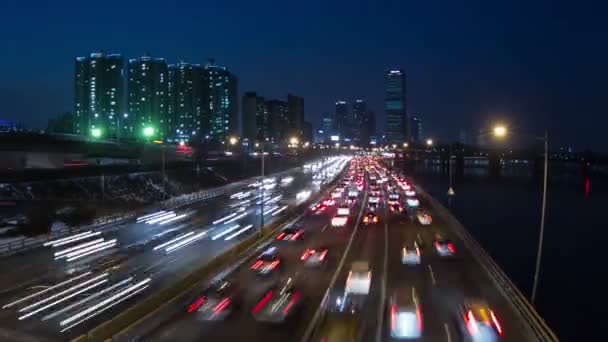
[352,99,366,144]
[321,115,334,142]
[410,117,422,143]
[242,91,261,142]
[302,121,313,144]
[202,59,238,145]
[459,129,468,145]
[385,69,407,143]
[334,100,348,139]
[47,112,74,134]
[128,56,168,140]
[74,52,124,138]
[360,110,376,147]
[287,94,305,139]
[265,99,288,144]
[0,120,19,133]
[167,62,203,142]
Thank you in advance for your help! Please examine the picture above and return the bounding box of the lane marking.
[300,185,368,342]
[444,322,452,342]
[375,202,389,342]
[428,264,437,285]
[321,222,329,232]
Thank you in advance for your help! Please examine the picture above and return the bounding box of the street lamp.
[143,126,155,138]
[91,128,102,139]
[426,139,433,146]
[493,125,548,305]
[289,137,299,146]
[402,142,409,148]
[229,136,238,145]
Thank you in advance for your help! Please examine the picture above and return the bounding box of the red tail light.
[363,216,369,223]
[290,231,302,240]
[252,291,273,314]
[301,249,312,260]
[250,260,263,269]
[213,298,230,314]
[391,304,396,330]
[448,243,455,253]
[187,296,206,313]
[319,250,327,261]
[490,310,503,335]
[373,216,378,223]
[282,292,301,315]
[417,305,423,331]
[268,260,280,270]
[276,233,286,240]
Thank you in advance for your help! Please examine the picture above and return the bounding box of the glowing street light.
[494,125,507,137]
[143,126,155,137]
[91,128,102,138]
[229,136,238,145]
[289,137,299,145]
[392,144,397,149]
[403,142,409,148]
[426,139,433,146]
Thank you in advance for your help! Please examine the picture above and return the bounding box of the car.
[331,214,349,227]
[406,198,420,208]
[401,242,421,265]
[388,193,399,203]
[310,201,327,214]
[348,189,359,198]
[362,212,378,225]
[323,198,336,206]
[434,237,455,257]
[331,190,343,199]
[405,190,416,197]
[314,292,363,342]
[454,299,503,342]
[390,203,403,213]
[337,207,350,216]
[187,280,241,320]
[416,210,432,226]
[251,277,302,323]
[300,247,328,267]
[345,261,371,295]
[250,247,281,275]
[276,227,304,241]
[389,287,423,339]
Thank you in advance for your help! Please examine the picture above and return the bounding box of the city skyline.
[1,1,607,150]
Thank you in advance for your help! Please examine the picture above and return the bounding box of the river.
[397,159,606,341]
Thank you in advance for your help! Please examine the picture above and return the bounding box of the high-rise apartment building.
[167,62,203,141]
[352,99,367,144]
[265,100,288,144]
[242,91,267,142]
[287,94,304,139]
[128,56,168,140]
[201,60,238,145]
[385,69,407,143]
[74,52,124,138]
[361,110,376,147]
[334,100,348,139]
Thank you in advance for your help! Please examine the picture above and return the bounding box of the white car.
[331,215,348,227]
[389,288,423,339]
[406,198,420,208]
[434,239,455,257]
[455,299,503,342]
[337,207,350,216]
[345,261,371,295]
[401,243,421,265]
[405,190,416,197]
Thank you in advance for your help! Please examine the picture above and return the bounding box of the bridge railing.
[414,182,559,342]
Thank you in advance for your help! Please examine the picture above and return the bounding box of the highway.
[0,156,350,340]
[141,157,537,342]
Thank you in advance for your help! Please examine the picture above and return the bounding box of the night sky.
[1,0,607,150]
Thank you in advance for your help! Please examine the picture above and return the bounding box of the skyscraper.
[385,69,407,143]
[361,110,376,147]
[287,94,304,139]
[128,56,168,140]
[265,100,288,144]
[167,62,202,141]
[242,91,267,142]
[321,115,334,143]
[334,100,348,139]
[74,52,124,138]
[201,60,238,145]
[352,99,367,144]
[410,117,423,143]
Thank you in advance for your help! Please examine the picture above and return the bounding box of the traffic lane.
[383,213,447,342]
[146,199,354,341]
[409,207,530,342]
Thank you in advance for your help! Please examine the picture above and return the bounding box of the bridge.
[0,156,557,341]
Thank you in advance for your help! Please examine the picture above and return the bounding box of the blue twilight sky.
[0,0,607,150]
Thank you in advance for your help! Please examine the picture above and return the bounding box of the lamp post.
[494,125,548,305]
[260,141,265,234]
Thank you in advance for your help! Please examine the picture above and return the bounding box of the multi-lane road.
[0,156,350,340]
[142,157,533,342]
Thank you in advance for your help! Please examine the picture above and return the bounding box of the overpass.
[0,156,557,341]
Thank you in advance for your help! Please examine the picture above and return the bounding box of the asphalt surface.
[0,157,349,340]
[142,159,537,342]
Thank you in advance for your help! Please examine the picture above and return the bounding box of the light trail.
[2,272,93,309]
[225,224,255,240]
[44,231,102,247]
[158,214,188,225]
[212,212,238,225]
[54,238,105,258]
[136,211,167,222]
[165,231,207,253]
[153,232,195,251]
[211,224,241,240]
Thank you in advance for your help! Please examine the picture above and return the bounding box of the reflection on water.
[401,159,607,341]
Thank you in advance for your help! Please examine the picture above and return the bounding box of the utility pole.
[259,142,265,234]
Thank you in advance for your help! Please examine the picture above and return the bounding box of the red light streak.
[252,291,273,314]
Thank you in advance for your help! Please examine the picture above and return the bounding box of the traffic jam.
[177,156,504,342]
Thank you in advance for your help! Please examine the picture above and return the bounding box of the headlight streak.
[44,231,102,247]
[59,278,151,330]
[153,231,195,251]
[224,224,255,240]
[19,273,109,313]
[158,214,188,225]
[18,278,109,320]
[271,206,288,217]
[165,231,207,253]
[42,277,133,321]
[65,240,118,262]
[54,238,105,258]
[222,212,248,225]
[212,213,238,225]
[145,212,177,224]
[211,224,241,240]
[136,210,167,222]
[2,272,93,309]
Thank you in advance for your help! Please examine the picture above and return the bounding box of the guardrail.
[413,181,559,342]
